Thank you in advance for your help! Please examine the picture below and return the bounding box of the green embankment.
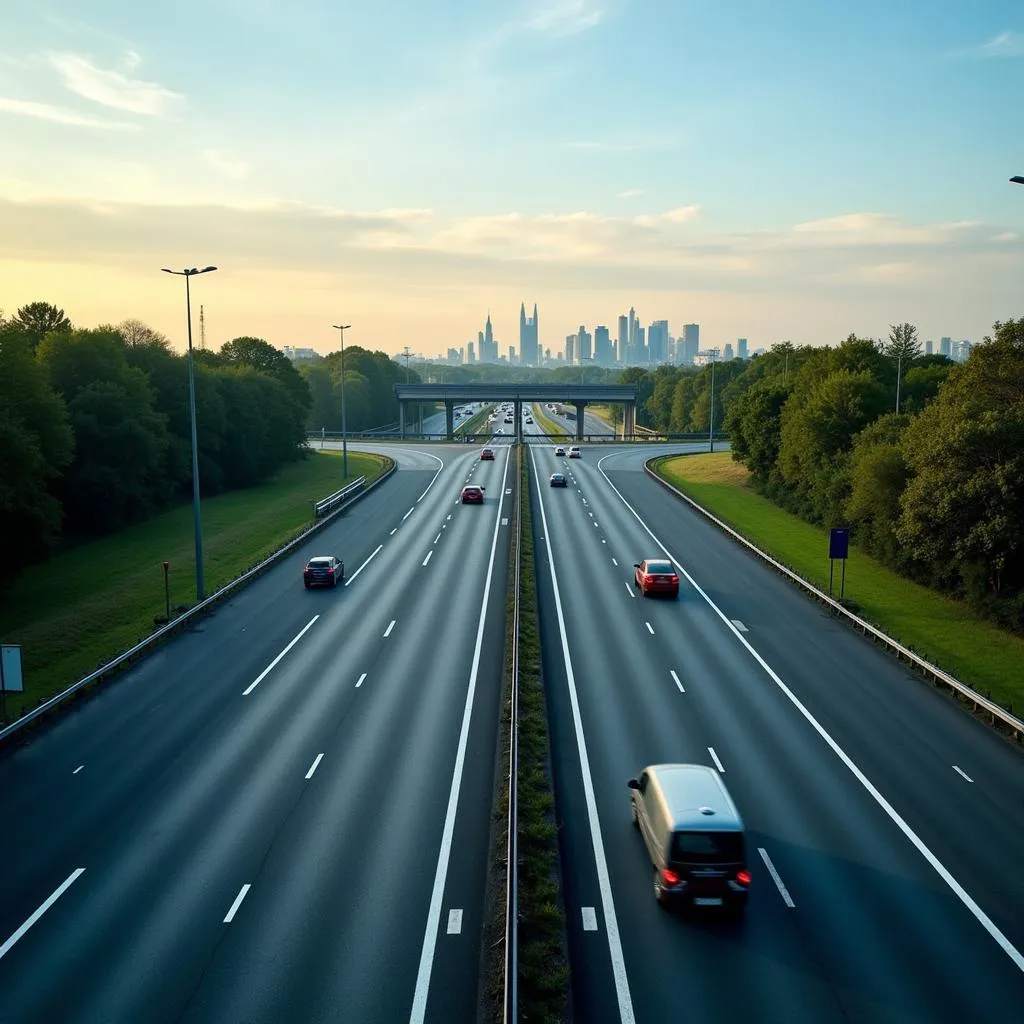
[651,453,1024,714]
[0,451,388,721]
[530,403,564,438]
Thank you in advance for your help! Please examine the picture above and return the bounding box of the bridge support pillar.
[624,402,636,439]
[399,401,406,438]
[514,398,522,443]
[445,400,455,441]
[575,402,586,441]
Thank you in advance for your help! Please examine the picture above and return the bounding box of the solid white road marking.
[422,551,433,567]
[356,672,367,688]
[415,452,445,502]
[305,753,324,779]
[731,619,749,632]
[390,528,398,536]
[596,452,1024,976]
[708,747,725,772]
[345,544,383,586]
[403,507,415,521]
[645,622,655,635]
[409,444,514,1023]
[670,670,684,693]
[383,620,396,638]
[529,446,636,1022]
[243,616,319,695]
[72,765,84,775]
[758,847,795,908]
[223,884,251,923]
[953,765,974,783]
[446,909,463,934]
[0,868,85,962]
[611,558,618,566]
[582,907,598,931]
[625,582,635,597]
[434,532,442,544]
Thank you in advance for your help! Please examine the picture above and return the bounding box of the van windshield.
[670,831,744,864]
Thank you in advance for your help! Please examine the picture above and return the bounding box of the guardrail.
[645,458,1024,744]
[503,446,522,1022]
[313,477,365,517]
[0,461,396,745]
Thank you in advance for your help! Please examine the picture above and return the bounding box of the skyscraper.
[628,307,636,363]
[683,324,700,364]
[479,313,498,363]
[648,320,669,364]
[578,326,592,363]
[723,342,734,361]
[519,302,540,366]
[737,338,748,359]
[925,339,933,355]
[940,336,952,357]
[594,325,611,364]
[565,334,575,364]
[467,340,476,364]
[617,314,628,363]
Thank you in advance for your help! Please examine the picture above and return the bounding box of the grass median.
[0,451,388,722]
[651,452,1024,715]
[529,403,564,439]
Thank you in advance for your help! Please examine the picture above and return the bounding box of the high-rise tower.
[519,301,539,365]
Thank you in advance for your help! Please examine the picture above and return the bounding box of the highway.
[527,439,1024,1023]
[0,443,515,1023]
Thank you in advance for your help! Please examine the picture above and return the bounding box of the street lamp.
[332,324,352,479]
[162,265,217,600]
[708,352,717,453]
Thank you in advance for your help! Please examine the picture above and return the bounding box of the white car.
[554,446,566,456]
[568,446,581,458]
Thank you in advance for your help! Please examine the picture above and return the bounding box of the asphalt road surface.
[528,441,1024,1023]
[0,443,515,1024]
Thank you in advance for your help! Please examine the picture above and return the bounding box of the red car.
[461,485,485,504]
[480,447,495,460]
[634,558,679,597]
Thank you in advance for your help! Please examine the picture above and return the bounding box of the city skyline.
[0,1,1021,357]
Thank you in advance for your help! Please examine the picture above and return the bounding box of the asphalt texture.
[0,442,515,1024]
[527,439,1024,1024]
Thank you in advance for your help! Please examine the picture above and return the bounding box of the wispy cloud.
[48,52,184,116]
[204,149,250,179]
[787,212,978,247]
[527,0,604,36]
[991,231,1018,243]
[633,206,701,228]
[618,189,646,198]
[978,31,1024,57]
[0,96,139,129]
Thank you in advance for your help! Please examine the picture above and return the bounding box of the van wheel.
[653,869,669,908]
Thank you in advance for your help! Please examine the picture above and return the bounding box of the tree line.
[621,320,1024,631]
[0,302,407,585]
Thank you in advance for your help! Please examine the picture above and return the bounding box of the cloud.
[527,0,604,36]
[48,52,185,116]
[978,31,1024,57]
[990,231,1018,243]
[204,149,250,179]
[633,206,701,228]
[786,212,978,247]
[0,96,139,129]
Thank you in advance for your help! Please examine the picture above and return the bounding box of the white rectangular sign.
[1,644,23,692]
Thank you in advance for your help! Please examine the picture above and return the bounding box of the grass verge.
[530,403,565,439]
[0,451,388,722]
[651,452,1024,715]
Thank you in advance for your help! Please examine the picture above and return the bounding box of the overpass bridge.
[393,383,639,441]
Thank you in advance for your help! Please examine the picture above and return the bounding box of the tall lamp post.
[162,265,217,600]
[708,351,717,453]
[332,324,352,479]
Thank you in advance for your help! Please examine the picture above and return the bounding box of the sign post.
[828,527,850,599]
[1,643,25,723]
[163,561,171,621]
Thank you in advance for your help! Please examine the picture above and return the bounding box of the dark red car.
[461,485,485,504]
[480,447,495,460]
[634,558,679,597]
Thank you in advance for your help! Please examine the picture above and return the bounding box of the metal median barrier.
[313,477,365,517]
[0,461,395,745]
[503,446,522,1023]
[645,458,1024,744]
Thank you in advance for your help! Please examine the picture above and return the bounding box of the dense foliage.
[621,320,1024,629]
[0,303,340,583]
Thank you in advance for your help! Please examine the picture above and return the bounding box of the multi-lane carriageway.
[0,426,1022,1023]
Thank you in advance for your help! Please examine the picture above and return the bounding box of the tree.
[118,319,170,349]
[897,319,1024,604]
[220,336,311,413]
[0,324,74,578]
[13,301,72,351]
[884,323,921,413]
[725,378,790,482]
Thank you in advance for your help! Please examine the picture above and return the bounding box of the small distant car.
[480,447,495,460]
[461,485,485,504]
[634,559,680,598]
[304,555,344,589]
[526,417,534,424]
[568,446,581,458]
[549,473,567,487]
[554,446,566,456]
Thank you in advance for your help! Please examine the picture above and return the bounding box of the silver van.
[627,763,750,913]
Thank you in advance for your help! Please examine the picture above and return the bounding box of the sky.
[1,0,1023,359]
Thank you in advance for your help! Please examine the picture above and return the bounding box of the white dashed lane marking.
[731,619,749,632]
[953,766,974,783]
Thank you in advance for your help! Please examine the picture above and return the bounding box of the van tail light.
[736,870,751,886]
[326,567,334,575]
[661,868,681,886]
